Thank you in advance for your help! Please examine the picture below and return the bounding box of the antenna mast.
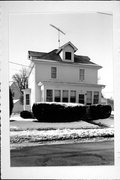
[50,24,65,48]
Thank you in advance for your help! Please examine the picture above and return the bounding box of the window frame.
[51,67,57,79]
[79,69,85,81]
[26,94,30,105]
[70,90,76,103]
[54,90,61,102]
[79,94,85,104]
[65,51,72,60]
[93,91,99,104]
[86,91,92,105]
[62,90,69,102]
[46,89,53,102]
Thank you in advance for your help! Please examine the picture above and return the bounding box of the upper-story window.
[51,67,57,79]
[65,52,72,60]
[79,69,85,81]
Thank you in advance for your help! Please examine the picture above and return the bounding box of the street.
[11,140,114,166]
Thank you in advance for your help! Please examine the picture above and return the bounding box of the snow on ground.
[10,120,99,131]
[10,114,114,149]
[92,118,114,128]
[10,128,114,144]
[10,114,33,122]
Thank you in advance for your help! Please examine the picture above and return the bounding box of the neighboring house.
[101,97,114,110]
[10,82,24,113]
[101,97,108,105]
[23,41,105,110]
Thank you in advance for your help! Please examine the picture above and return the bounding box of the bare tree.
[12,68,28,104]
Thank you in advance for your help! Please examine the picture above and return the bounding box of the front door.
[79,94,84,104]
[86,91,92,105]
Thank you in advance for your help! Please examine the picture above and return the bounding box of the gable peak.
[57,41,78,54]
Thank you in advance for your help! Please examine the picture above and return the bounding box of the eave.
[30,58,102,69]
[38,80,105,89]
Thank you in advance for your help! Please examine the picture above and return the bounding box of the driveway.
[11,140,114,166]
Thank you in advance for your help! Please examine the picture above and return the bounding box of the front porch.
[38,81,103,105]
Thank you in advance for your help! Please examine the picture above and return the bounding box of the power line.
[97,12,112,16]
[9,61,30,67]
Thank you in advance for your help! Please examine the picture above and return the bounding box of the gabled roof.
[74,54,94,64]
[28,42,101,67]
[28,49,62,62]
[57,41,78,53]
[28,49,98,66]
[40,49,62,62]
[28,51,46,59]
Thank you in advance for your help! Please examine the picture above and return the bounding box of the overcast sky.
[9,13,113,99]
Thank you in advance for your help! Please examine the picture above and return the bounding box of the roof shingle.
[28,49,96,65]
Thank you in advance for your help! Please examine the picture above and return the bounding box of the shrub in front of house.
[89,104,112,120]
[32,103,112,122]
[32,102,86,122]
[20,110,34,119]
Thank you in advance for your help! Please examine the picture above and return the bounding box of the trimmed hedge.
[32,103,86,122]
[32,102,112,122]
[88,104,112,120]
[20,110,34,119]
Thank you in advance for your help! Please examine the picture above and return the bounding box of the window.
[70,90,76,103]
[62,90,68,102]
[79,94,84,104]
[65,52,71,60]
[86,91,92,105]
[79,69,85,81]
[93,91,99,104]
[51,67,57,79]
[54,90,61,102]
[26,94,30,105]
[46,89,53,102]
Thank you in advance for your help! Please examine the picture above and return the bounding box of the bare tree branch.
[12,68,28,104]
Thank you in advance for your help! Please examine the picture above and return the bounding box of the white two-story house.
[23,41,105,110]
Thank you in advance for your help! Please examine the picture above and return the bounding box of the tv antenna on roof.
[50,24,65,48]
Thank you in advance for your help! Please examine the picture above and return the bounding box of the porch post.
[53,89,54,102]
[68,90,70,102]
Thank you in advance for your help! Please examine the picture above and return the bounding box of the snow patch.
[34,102,84,107]
[10,128,114,144]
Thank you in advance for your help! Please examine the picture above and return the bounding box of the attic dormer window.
[65,52,71,60]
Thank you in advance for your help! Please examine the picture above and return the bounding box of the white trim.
[38,80,105,88]
[31,58,102,69]
[56,41,78,54]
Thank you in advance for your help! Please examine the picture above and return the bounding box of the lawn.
[10,114,114,130]
[10,114,114,149]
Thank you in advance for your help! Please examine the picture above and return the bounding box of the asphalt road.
[11,140,114,166]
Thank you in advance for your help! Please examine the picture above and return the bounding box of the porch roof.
[38,81,105,89]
